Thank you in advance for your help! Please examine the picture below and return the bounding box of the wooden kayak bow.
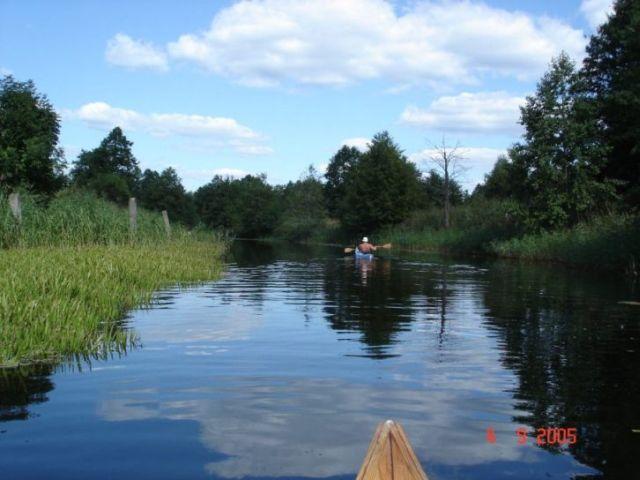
[344,243,392,254]
[357,420,429,480]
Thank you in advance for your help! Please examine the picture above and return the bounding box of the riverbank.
[379,213,640,274]
[0,191,226,366]
[0,241,225,367]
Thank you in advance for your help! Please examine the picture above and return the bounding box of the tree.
[194,174,277,237]
[138,167,197,226]
[510,53,616,230]
[473,155,522,200]
[582,0,640,207]
[341,131,421,232]
[0,76,65,195]
[71,127,141,204]
[277,166,328,241]
[420,169,464,208]
[324,145,361,217]
[429,137,467,229]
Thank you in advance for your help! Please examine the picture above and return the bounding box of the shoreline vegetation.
[378,211,639,274]
[0,191,225,367]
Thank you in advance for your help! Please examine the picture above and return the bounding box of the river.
[1,241,639,479]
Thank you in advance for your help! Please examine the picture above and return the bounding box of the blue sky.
[0,0,613,191]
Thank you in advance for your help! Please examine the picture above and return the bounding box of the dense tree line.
[1,0,638,239]
[475,0,639,231]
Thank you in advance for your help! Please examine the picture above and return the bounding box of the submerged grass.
[0,190,226,367]
[0,241,225,367]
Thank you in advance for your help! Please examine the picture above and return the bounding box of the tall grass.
[380,199,520,254]
[379,199,639,273]
[0,190,226,366]
[0,190,201,248]
[490,214,640,273]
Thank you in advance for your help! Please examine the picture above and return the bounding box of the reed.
[0,190,207,248]
[490,214,640,273]
[0,190,226,366]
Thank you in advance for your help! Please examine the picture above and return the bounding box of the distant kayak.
[355,249,374,260]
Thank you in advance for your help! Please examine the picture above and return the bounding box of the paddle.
[344,243,392,254]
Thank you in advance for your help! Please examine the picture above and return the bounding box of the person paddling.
[357,237,377,254]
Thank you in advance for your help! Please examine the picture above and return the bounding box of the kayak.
[355,249,374,260]
[357,420,429,480]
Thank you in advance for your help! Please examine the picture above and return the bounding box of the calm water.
[1,241,639,479]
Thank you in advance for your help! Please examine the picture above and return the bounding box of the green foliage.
[71,127,141,204]
[0,240,225,366]
[324,145,361,217]
[419,169,465,207]
[582,0,640,207]
[0,189,206,249]
[491,214,640,273]
[473,155,523,199]
[194,174,278,237]
[138,167,197,226]
[0,76,66,195]
[382,198,522,253]
[340,131,422,232]
[509,53,616,231]
[276,166,330,242]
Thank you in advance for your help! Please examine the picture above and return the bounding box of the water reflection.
[481,263,640,478]
[0,365,55,422]
[1,241,637,479]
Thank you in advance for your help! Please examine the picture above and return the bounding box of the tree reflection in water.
[480,262,640,478]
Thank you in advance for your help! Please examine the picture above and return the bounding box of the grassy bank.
[0,191,225,366]
[1,189,182,248]
[379,201,639,273]
[490,214,640,274]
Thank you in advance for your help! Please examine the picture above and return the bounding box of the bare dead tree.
[429,137,467,229]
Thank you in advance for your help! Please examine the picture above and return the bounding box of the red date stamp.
[516,427,578,446]
[486,427,578,445]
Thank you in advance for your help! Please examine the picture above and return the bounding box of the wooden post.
[357,420,429,480]
[8,192,22,224]
[128,197,137,234]
[161,210,171,238]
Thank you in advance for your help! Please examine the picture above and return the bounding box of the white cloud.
[0,67,13,76]
[182,168,249,181]
[106,33,168,71]
[580,0,614,29]
[341,137,370,152]
[67,102,270,155]
[164,0,586,88]
[409,146,506,190]
[401,91,525,134]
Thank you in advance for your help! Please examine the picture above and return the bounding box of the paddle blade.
[344,247,355,254]
[380,243,392,249]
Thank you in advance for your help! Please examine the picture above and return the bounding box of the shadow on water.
[1,240,638,479]
[480,262,640,478]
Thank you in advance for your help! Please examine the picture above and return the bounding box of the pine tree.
[341,131,421,232]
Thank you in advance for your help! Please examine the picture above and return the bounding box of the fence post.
[161,210,171,238]
[8,192,22,224]
[129,197,137,234]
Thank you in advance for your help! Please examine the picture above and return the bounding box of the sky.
[0,0,614,191]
